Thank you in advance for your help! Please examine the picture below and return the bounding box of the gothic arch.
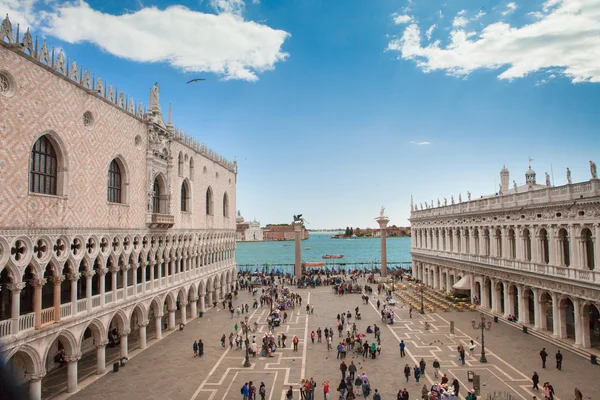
[30,130,70,196]
[79,318,106,346]
[43,330,79,362]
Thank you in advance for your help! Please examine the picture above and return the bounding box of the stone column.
[141,263,147,293]
[376,216,389,277]
[568,225,579,268]
[120,330,130,358]
[502,282,510,317]
[155,314,163,340]
[83,270,94,310]
[110,266,118,301]
[433,267,438,289]
[581,307,592,347]
[190,296,198,318]
[445,272,451,294]
[558,302,568,339]
[293,221,304,277]
[531,288,541,330]
[132,265,138,296]
[27,373,45,400]
[168,307,176,330]
[515,228,523,261]
[180,302,188,325]
[67,273,79,317]
[33,278,46,330]
[138,321,149,349]
[51,276,65,322]
[518,286,530,324]
[199,292,206,312]
[122,265,130,299]
[490,279,499,313]
[551,292,560,337]
[98,268,107,307]
[95,340,108,374]
[8,283,25,334]
[207,291,213,307]
[149,261,155,290]
[595,225,600,272]
[66,353,82,393]
[573,298,582,346]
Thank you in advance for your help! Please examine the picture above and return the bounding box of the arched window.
[582,228,595,270]
[30,135,57,195]
[558,228,570,266]
[181,181,189,212]
[107,159,122,203]
[153,178,161,213]
[190,158,194,180]
[223,193,229,217]
[508,229,516,259]
[522,228,532,261]
[539,228,550,264]
[206,187,213,215]
[178,152,183,176]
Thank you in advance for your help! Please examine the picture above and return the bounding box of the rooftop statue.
[437,198,440,207]
[458,193,462,203]
[380,206,386,218]
[450,195,454,205]
[499,183,503,195]
[567,168,572,184]
[591,160,597,179]
[467,191,471,201]
[444,197,447,206]
[545,172,551,187]
[513,180,518,192]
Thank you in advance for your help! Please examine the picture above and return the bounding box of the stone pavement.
[65,283,599,400]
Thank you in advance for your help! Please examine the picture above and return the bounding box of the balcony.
[147,213,175,229]
[411,248,600,284]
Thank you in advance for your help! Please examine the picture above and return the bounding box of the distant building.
[334,226,411,238]
[263,224,309,241]
[236,211,264,241]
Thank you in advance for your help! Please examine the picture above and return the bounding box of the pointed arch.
[223,192,229,218]
[29,131,69,196]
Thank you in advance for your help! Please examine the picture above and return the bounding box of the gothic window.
[153,178,161,213]
[206,187,213,215]
[223,192,229,217]
[190,157,194,180]
[178,152,183,176]
[181,181,190,212]
[107,159,122,203]
[30,135,57,195]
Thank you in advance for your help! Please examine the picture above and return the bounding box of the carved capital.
[180,301,188,307]
[32,278,47,288]
[167,307,177,313]
[82,270,96,279]
[120,329,131,337]
[96,267,109,276]
[7,282,26,292]
[26,371,47,381]
[50,276,65,285]
[94,339,110,348]
[65,353,82,363]
[121,264,131,272]
[66,273,80,282]
[138,320,150,328]
[190,296,199,302]
[109,265,120,274]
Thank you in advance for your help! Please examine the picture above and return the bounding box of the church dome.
[236,210,244,223]
[525,166,536,184]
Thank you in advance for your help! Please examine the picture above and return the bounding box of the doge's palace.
[410,163,600,356]
[0,15,237,399]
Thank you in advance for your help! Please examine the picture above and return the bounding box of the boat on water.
[282,244,292,247]
[322,254,344,259]
[305,247,311,250]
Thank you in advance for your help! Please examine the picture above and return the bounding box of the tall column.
[168,307,176,330]
[595,225,600,272]
[110,266,118,301]
[66,353,81,393]
[502,282,510,317]
[138,321,148,349]
[149,261,155,290]
[569,225,580,268]
[445,272,451,294]
[141,264,147,293]
[132,265,138,296]
[293,221,304,277]
[98,268,107,307]
[207,291,213,307]
[432,267,438,289]
[155,314,163,340]
[120,330,130,358]
[27,373,45,400]
[490,279,499,313]
[51,276,65,322]
[190,296,198,318]
[377,215,390,277]
[33,278,46,330]
[547,226,556,266]
[573,298,582,346]
[558,303,567,339]
[67,273,79,317]
[83,270,94,310]
[180,302,188,325]
[122,265,130,299]
[8,283,25,334]
[95,340,108,374]
[199,292,206,312]
[518,286,530,324]
[551,292,560,337]
[515,228,523,261]
[531,288,542,330]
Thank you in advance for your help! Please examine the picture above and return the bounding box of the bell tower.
[500,165,509,192]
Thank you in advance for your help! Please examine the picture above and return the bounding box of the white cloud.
[452,15,468,27]
[438,10,444,19]
[387,0,600,84]
[502,2,518,16]
[210,0,245,15]
[1,0,290,81]
[457,10,467,16]
[410,141,431,145]
[394,14,413,24]
[425,24,436,40]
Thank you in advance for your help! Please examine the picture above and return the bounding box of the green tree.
[350,227,354,236]
[345,227,350,237]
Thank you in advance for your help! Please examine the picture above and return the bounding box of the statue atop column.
[450,195,454,205]
[513,180,518,192]
[545,172,551,187]
[444,197,447,206]
[380,206,386,218]
[590,160,597,179]
[458,193,462,203]
[499,183,503,195]
[567,168,572,184]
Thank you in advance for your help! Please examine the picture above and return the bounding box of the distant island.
[330,226,411,238]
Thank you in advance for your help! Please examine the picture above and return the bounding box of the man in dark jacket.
[539,348,548,368]
[555,349,563,370]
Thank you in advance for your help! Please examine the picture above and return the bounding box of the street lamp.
[471,313,492,363]
[419,283,425,314]
[243,316,251,367]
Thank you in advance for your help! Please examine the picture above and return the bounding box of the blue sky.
[3,0,600,229]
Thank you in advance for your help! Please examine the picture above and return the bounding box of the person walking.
[372,389,381,400]
[432,359,440,379]
[419,358,426,375]
[198,339,204,357]
[293,335,299,351]
[311,331,316,344]
[555,350,562,370]
[399,340,406,357]
[317,327,322,343]
[286,385,294,400]
[337,379,347,399]
[532,372,539,391]
[221,334,226,348]
[327,336,333,351]
[193,340,198,357]
[259,382,266,400]
[340,361,347,380]
[348,361,357,381]
[404,364,411,383]
[323,381,330,400]
[539,348,548,368]
[468,340,475,357]
[460,347,466,365]
[241,382,249,400]
[452,379,460,397]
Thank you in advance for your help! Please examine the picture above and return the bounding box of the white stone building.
[410,164,600,353]
[0,16,237,399]
[235,211,264,242]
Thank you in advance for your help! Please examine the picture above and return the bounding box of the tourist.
[249,381,256,400]
[372,388,381,400]
[441,374,448,385]
[370,341,377,359]
[340,361,347,379]
[419,358,426,374]
[337,379,347,399]
[421,384,428,400]
[574,387,583,400]
[539,348,548,368]
[327,335,333,351]
[399,340,406,357]
[198,339,204,357]
[397,389,403,400]
[346,387,356,400]
[468,340,475,356]
[432,359,440,378]
[404,364,411,382]
[311,331,316,343]
[465,391,474,400]
[259,382,266,400]
[413,365,421,383]
[337,342,345,359]
[221,334,226,348]
[362,379,371,398]
[348,361,357,380]
[242,382,249,400]
[193,340,198,357]
[300,379,306,399]
[531,372,539,390]
[282,334,288,348]
[323,380,330,400]
[286,385,294,400]
[310,378,317,400]
[452,378,460,396]
[555,350,562,370]
[409,307,413,318]
[460,346,466,365]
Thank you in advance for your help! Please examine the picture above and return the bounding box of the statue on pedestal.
[458,193,462,203]
[545,172,551,187]
[437,198,440,207]
[499,183,503,195]
[513,180,518,192]
[293,214,307,224]
[567,168,572,184]
[590,160,597,179]
[450,195,454,205]
[467,191,471,201]
[380,206,386,218]
[444,197,447,206]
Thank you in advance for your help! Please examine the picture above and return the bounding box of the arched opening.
[0,268,13,322]
[583,304,600,349]
[558,297,575,340]
[180,180,190,212]
[484,278,492,309]
[107,312,128,357]
[206,187,214,216]
[539,228,550,264]
[524,288,535,325]
[152,175,167,214]
[495,229,502,258]
[582,228,595,270]
[41,332,77,398]
[509,284,519,318]
[522,228,532,261]
[107,158,126,204]
[558,228,570,267]
[30,134,67,196]
[508,228,516,260]
[539,292,553,331]
[129,305,146,351]
[178,152,183,176]
[21,266,37,319]
[498,282,505,314]
[483,229,490,256]
[223,192,229,218]
[3,348,40,398]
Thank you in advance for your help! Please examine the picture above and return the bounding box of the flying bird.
[187,78,206,84]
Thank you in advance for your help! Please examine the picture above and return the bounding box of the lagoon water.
[235,232,412,271]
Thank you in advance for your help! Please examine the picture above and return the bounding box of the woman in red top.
[323,380,330,399]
